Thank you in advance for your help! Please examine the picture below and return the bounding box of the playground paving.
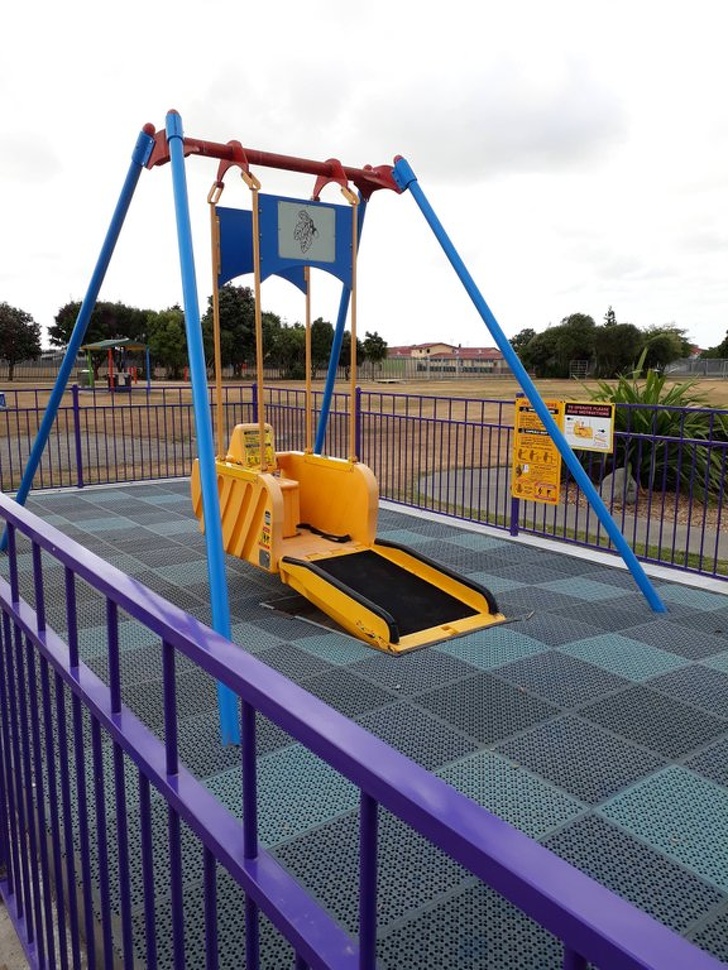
[14,480,728,967]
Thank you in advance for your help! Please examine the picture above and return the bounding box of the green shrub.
[582,351,728,501]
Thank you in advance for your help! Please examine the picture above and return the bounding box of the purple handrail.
[1,490,725,968]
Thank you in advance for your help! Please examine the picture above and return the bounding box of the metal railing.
[1,490,724,969]
[0,384,726,578]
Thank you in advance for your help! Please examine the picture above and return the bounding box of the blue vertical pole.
[392,156,666,613]
[0,125,156,552]
[165,110,240,743]
[314,199,367,454]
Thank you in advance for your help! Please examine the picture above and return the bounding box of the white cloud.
[1,0,727,352]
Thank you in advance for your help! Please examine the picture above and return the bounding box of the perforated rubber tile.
[248,612,327,640]
[229,621,286,655]
[498,586,589,613]
[375,527,440,547]
[686,737,728,788]
[436,627,548,671]
[615,619,728,660]
[668,608,728,639]
[85,642,166,686]
[496,650,631,709]
[551,600,656,632]
[690,904,728,964]
[496,714,666,804]
[356,701,478,770]
[418,672,559,745]
[376,880,562,970]
[599,766,728,893]
[559,633,690,682]
[579,684,727,759]
[122,667,218,734]
[657,585,728,611]
[544,813,725,933]
[244,642,334,681]
[538,576,638,602]
[479,562,575,585]
[350,648,476,695]
[419,543,506,572]
[206,744,359,847]
[438,750,584,839]
[440,531,509,552]
[648,664,728,718]
[464,571,527,594]
[272,808,470,935]
[507,612,603,646]
[703,652,728,676]
[299,666,396,718]
[293,631,373,666]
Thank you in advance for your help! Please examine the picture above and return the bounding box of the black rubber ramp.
[312,550,478,638]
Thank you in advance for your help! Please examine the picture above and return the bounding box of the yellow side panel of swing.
[191,451,378,573]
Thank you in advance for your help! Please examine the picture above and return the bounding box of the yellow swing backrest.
[225,423,277,471]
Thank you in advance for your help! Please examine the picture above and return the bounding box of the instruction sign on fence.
[512,399,564,505]
[562,401,615,454]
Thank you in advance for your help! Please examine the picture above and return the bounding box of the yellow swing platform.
[191,422,506,654]
[191,160,505,654]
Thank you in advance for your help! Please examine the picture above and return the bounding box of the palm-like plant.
[583,350,728,502]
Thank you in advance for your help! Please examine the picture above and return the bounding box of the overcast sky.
[2,0,727,354]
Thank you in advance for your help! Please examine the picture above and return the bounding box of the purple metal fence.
[0,385,725,578]
[1,491,724,969]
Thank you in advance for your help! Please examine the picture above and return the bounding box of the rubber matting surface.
[7,479,728,968]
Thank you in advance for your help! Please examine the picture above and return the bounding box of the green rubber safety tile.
[559,633,690,682]
[657,585,728,612]
[435,627,549,671]
[599,766,728,893]
[205,743,359,847]
[579,684,727,759]
[537,577,638,602]
[465,571,527,594]
[438,750,585,840]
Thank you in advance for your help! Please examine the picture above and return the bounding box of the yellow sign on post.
[512,398,564,505]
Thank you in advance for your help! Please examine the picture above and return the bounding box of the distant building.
[387,342,507,375]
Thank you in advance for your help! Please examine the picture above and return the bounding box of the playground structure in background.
[78,337,151,392]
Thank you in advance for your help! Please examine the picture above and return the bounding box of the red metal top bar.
[145,123,401,199]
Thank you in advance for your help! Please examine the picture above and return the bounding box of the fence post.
[251,381,258,424]
[72,384,84,489]
[509,497,520,537]
[355,385,362,460]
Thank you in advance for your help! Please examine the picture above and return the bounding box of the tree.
[362,331,388,370]
[49,300,149,349]
[310,318,334,377]
[0,302,42,380]
[509,328,537,356]
[147,307,188,380]
[519,314,596,378]
[339,331,364,377]
[641,325,691,371]
[593,322,644,378]
[701,330,728,359]
[201,284,257,377]
[271,324,306,379]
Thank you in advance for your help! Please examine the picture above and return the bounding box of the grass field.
[4,374,728,409]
